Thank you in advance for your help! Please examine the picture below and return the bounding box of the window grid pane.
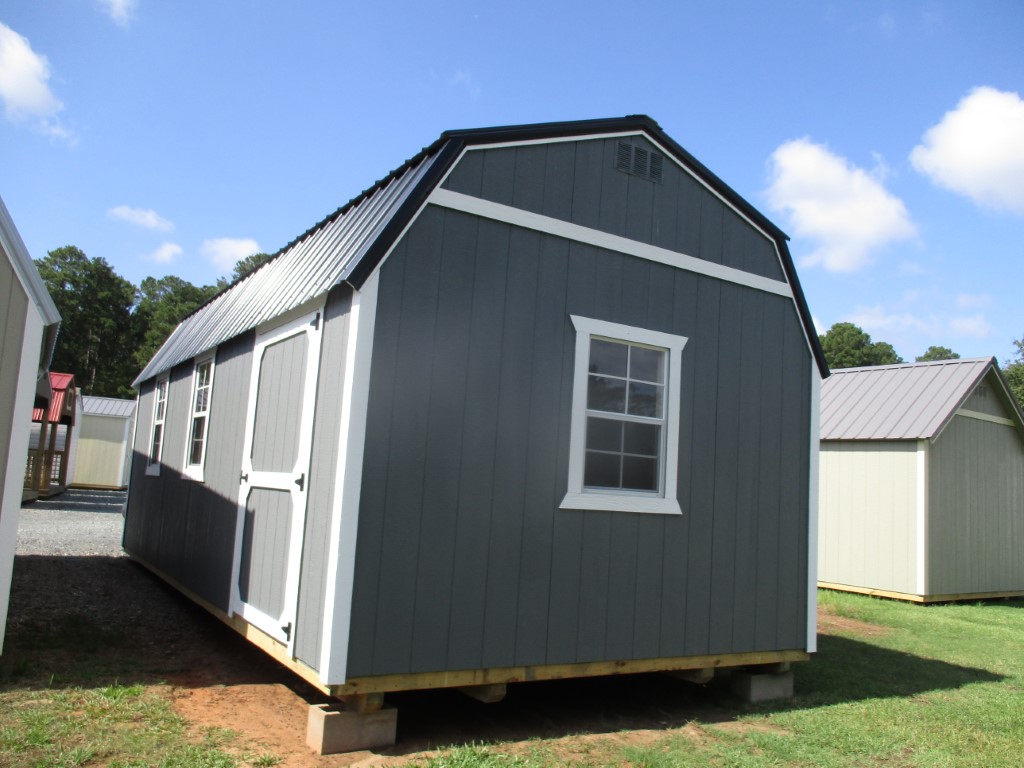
[583,334,666,494]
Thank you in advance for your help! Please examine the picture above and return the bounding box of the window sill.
[145,464,160,477]
[183,465,205,483]
[559,492,682,515]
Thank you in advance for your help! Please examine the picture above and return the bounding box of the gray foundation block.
[306,703,398,755]
[730,670,794,703]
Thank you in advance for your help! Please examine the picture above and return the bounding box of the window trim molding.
[560,315,686,515]
[146,376,169,477]
[183,355,215,482]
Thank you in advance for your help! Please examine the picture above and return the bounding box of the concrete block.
[306,703,398,755]
[730,670,794,703]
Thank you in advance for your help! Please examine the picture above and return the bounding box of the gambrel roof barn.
[125,116,827,749]
[819,357,1024,602]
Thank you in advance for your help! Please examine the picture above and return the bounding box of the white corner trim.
[427,188,793,299]
[320,272,380,683]
[806,369,821,654]
[560,315,686,517]
[956,408,1015,427]
[915,440,929,597]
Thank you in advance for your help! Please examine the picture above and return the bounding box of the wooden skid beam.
[818,580,1024,604]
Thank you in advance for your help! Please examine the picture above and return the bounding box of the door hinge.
[294,473,305,491]
[281,621,292,641]
[240,471,249,484]
[310,312,321,330]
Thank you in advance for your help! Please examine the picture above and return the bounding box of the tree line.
[35,245,271,399]
[820,321,1024,407]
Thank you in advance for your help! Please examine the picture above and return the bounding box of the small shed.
[25,372,80,501]
[71,396,136,490]
[125,117,827,734]
[0,194,61,653]
[818,357,1024,602]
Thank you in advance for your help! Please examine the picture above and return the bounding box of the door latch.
[294,473,305,491]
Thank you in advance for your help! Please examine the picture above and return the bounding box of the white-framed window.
[560,315,686,515]
[146,376,169,476]
[183,357,214,481]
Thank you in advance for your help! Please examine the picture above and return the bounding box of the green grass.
[418,592,1024,767]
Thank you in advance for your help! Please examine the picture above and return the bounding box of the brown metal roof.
[32,372,76,424]
[819,357,1023,440]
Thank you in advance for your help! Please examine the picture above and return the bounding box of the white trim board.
[806,368,821,653]
[427,188,792,299]
[915,440,929,596]
[957,408,1015,427]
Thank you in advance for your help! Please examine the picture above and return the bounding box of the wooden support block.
[339,692,385,714]
[666,668,715,685]
[457,683,507,703]
[306,703,397,755]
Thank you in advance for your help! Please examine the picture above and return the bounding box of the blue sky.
[2,1,1022,363]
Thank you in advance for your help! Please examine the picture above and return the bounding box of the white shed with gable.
[818,357,1024,602]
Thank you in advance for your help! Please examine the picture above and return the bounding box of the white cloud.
[98,0,137,28]
[0,23,65,129]
[109,205,174,231]
[955,293,991,310]
[765,139,916,272]
[146,242,182,264]
[949,314,992,338]
[911,86,1024,215]
[847,304,935,335]
[201,237,260,273]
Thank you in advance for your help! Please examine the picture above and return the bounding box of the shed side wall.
[817,441,918,594]
[347,194,811,679]
[72,414,130,487]
[294,285,352,670]
[927,411,1024,595]
[124,331,253,610]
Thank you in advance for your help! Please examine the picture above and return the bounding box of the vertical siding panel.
[598,140,629,238]
[624,176,655,245]
[541,143,575,222]
[775,312,808,647]
[659,270,698,655]
[480,148,516,206]
[409,210,477,672]
[371,207,445,675]
[347,238,407,677]
[708,284,743,653]
[731,291,764,649]
[569,140,605,231]
[650,163,680,254]
[446,218,510,670]
[443,149,485,197]
[683,278,721,655]
[481,227,539,669]
[754,298,784,649]
[546,242,596,663]
[515,236,570,666]
[295,287,351,668]
[512,146,547,211]
[699,198,725,266]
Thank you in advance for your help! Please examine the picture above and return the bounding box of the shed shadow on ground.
[0,554,1006,759]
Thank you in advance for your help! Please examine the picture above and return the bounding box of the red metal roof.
[32,372,76,424]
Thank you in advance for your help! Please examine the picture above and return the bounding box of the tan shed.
[819,357,1024,602]
[71,396,136,490]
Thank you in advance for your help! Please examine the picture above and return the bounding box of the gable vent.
[616,141,663,183]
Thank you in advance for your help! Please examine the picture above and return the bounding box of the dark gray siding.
[443,137,785,282]
[124,331,253,610]
[294,285,353,669]
[347,197,811,677]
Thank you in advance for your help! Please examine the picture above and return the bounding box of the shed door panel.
[230,307,322,650]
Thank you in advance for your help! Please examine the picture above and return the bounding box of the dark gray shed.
[125,117,827,706]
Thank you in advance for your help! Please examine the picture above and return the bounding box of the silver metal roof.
[820,357,1012,440]
[82,396,136,418]
[134,150,441,385]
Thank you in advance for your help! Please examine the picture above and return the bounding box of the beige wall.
[818,440,919,595]
[928,408,1024,596]
[72,414,131,488]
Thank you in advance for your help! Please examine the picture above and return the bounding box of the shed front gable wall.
[345,136,814,681]
[927,391,1024,596]
[817,440,919,596]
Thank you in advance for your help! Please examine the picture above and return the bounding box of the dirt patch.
[817,604,893,638]
[5,554,813,765]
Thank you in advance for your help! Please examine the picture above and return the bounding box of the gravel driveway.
[17,488,126,557]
